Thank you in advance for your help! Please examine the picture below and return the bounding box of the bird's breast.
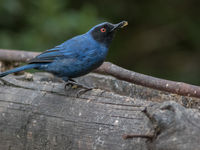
[79,47,107,69]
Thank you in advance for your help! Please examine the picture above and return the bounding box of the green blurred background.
[0,0,200,84]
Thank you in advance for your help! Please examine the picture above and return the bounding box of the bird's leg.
[65,79,92,90]
[64,79,93,97]
[64,79,76,89]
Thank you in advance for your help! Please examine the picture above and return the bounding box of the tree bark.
[0,73,200,150]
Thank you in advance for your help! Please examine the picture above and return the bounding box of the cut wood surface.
[0,73,200,150]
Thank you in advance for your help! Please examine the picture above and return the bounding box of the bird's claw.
[64,82,74,89]
[64,80,93,96]
[75,88,92,97]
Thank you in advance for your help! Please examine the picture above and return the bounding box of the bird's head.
[88,21,128,47]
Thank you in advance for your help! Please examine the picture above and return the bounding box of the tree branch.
[95,62,200,98]
[0,49,39,62]
[1,49,200,98]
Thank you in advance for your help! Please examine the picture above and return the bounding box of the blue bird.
[0,21,128,87]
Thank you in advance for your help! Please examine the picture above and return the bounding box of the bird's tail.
[0,64,39,77]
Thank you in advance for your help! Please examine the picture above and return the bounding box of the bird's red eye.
[100,28,106,32]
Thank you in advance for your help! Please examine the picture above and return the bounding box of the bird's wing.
[28,46,65,63]
[28,34,94,64]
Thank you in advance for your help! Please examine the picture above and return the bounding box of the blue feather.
[0,64,39,77]
[0,21,127,81]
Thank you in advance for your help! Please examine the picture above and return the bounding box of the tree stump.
[0,73,200,150]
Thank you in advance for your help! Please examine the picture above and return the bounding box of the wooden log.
[0,73,199,150]
[145,101,200,150]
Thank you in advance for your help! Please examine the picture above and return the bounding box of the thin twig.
[95,62,200,98]
[1,49,200,98]
[0,49,39,62]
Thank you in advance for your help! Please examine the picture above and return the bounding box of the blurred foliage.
[0,0,200,84]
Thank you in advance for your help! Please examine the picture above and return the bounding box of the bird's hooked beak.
[110,21,128,32]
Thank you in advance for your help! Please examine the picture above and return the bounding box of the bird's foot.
[65,80,92,90]
[76,88,92,97]
[64,80,93,97]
